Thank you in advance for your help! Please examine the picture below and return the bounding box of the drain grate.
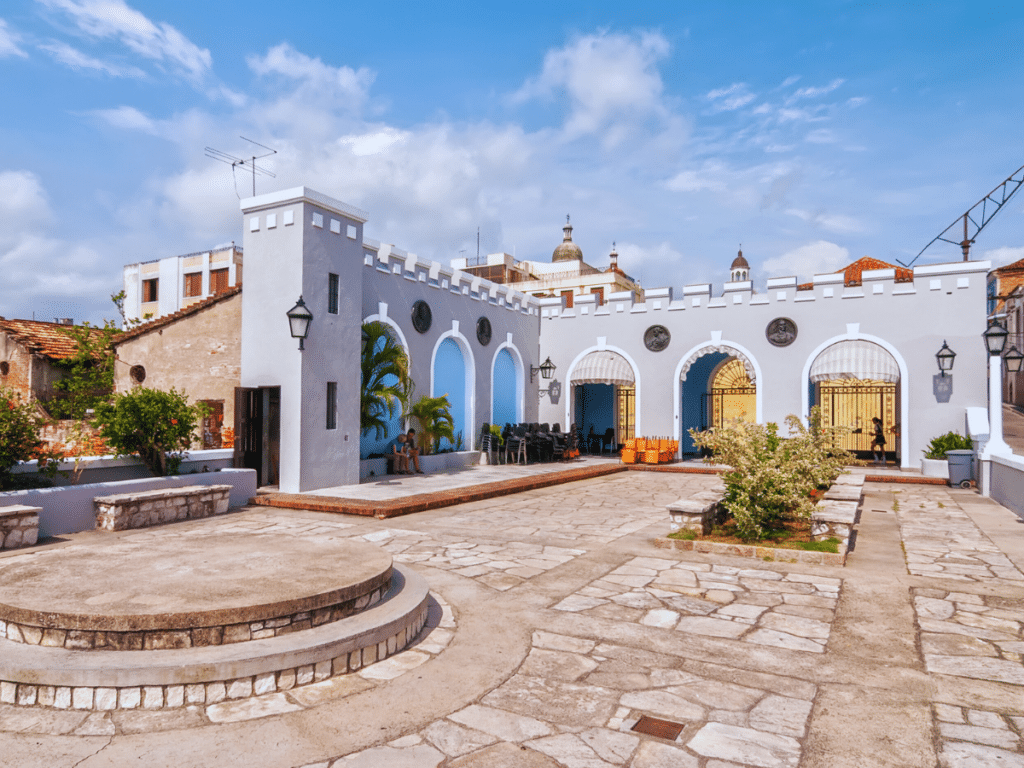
[631,714,685,741]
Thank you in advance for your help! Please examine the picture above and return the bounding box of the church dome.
[552,216,583,262]
[731,249,749,270]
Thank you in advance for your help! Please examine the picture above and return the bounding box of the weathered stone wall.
[113,291,241,449]
[94,485,231,531]
[0,505,40,549]
[0,333,68,404]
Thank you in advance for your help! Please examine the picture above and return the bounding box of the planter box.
[921,457,950,479]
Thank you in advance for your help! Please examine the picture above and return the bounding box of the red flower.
[171,419,178,425]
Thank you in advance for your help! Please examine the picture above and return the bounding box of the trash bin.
[945,449,974,489]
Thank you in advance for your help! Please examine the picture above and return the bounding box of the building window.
[199,400,224,449]
[142,279,158,303]
[591,287,604,306]
[561,289,574,308]
[326,382,337,430]
[184,272,202,298]
[130,365,146,384]
[328,273,339,314]
[210,268,229,294]
[0,361,9,376]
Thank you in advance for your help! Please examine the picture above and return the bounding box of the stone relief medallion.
[476,316,492,346]
[644,324,671,352]
[766,317,798,347]
[411,300,432,334]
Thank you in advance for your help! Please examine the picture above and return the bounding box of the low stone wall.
[667,485,726,535]
[94,485,231,532]
[0,506,40,550]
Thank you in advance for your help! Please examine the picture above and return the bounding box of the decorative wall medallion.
[644,325,671,352]
[476,317,492,346]
[766,317,798,347]
[411,300,432,334]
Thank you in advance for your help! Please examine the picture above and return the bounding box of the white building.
[122,243,243,323]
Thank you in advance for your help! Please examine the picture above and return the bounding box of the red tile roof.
[112,286,242,345]
[0,318,112,360]
[797,256,913,290]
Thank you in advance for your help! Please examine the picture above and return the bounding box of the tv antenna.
[204,137,277,198]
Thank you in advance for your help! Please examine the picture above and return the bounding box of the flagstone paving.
[1,471,1023,768]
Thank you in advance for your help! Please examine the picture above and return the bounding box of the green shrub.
[923,431,973,460]
[689,406,851,542]
[0,389,50,490]
[93,388,207,476]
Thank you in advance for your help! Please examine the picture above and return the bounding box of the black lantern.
[286,296,314,350]
[983,320,1009,356]
[1005,345,1024,373]
[531,357,556,383]
[935,340,956,376]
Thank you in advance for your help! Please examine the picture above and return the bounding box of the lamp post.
[936,340,956,376]
[286,296,313,350]
[981,321,1012,461]
[530,357,556,383]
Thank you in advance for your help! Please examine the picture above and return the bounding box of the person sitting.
[390,434,410,475]
[406,428,424,474]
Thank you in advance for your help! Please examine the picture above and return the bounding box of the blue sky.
[2,1,1024,325]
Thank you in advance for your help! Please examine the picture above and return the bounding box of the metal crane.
[901,161,1024,268]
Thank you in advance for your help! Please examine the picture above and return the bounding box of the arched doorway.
[809,340,900,463]
[569,350,636,449]
[491,347,521,427]
[433,336,470,451]
[359,324,407,460]
[677,344,759,455]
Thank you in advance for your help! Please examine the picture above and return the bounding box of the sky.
[2,0,1024,326]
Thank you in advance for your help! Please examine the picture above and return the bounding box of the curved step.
[0,564,430,710]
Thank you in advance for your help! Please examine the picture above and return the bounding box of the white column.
[982,353,1011,460]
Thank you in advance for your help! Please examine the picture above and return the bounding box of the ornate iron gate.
[817,380,898,456]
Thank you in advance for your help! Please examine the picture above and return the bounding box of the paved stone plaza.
[1,469,1023,767]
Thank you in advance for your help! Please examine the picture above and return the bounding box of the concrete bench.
[94,485,231,532]
[0,506,40,549]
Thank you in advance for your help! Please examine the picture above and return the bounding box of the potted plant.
[921,431,973,479]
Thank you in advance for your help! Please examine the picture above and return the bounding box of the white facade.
[122,244,243,323]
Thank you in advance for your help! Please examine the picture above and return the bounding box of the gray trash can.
[946,450,974,488]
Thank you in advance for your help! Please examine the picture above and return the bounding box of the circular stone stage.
[0,530,430,710]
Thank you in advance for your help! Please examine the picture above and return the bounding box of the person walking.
[871,416,887,466]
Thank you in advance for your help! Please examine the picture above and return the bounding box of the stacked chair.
[619,437,679,465]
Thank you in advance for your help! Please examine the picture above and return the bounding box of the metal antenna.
[205,137,278,198]
[902,161,1024,267]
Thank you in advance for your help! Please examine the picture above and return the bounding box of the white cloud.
[665,161,728,193]
[38,0,211,81]
[780,75,800,88]
[511,30,670,141]
[90,105,158,132]
[706,82,756,111]
[39,41,145,77]
[789,78,845,102]
[786,207,863,234]
[805,129,836,144]
[762,240,850,281]
[0,170,51,230]
[0,18,27,58]
[980,246,1024,268]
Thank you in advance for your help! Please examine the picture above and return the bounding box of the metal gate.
[701,387,757,430]
[817,380,898,457]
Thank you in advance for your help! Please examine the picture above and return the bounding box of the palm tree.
[409,395,455,455]
[360,322,413,441]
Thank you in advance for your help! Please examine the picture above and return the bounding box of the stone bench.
[667,491,725,536]
[812,474,863,548]
[94,485,232,532]
[0,506,40,550]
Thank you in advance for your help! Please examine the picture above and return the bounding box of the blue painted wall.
[433,338,466,450]
[492,348,518,428]
[359,335,405,459]
[680,352,729,452]
[574,383,614,437]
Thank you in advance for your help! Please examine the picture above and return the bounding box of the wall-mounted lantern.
[935,340,956,376]
[530,357,556,383]
[286,296,314,350]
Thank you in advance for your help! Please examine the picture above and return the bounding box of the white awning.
[810,340,899,383]
[570,351,635,385]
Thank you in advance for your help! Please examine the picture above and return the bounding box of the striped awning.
[570,351,635,385]
[810,340,899,383]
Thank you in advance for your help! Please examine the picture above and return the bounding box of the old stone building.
[111,287,242,449]
[0,318,99,406]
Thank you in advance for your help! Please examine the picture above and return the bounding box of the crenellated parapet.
[363,240,541,317]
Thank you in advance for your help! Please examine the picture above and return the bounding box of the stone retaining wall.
[0,603,428,711]
[0,505,40,550]
[94,485,231,531]
[0,585,387,651]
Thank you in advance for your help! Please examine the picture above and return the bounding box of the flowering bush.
[0,388,61,490]
[93,387,207,477]
[690,407,850,541]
